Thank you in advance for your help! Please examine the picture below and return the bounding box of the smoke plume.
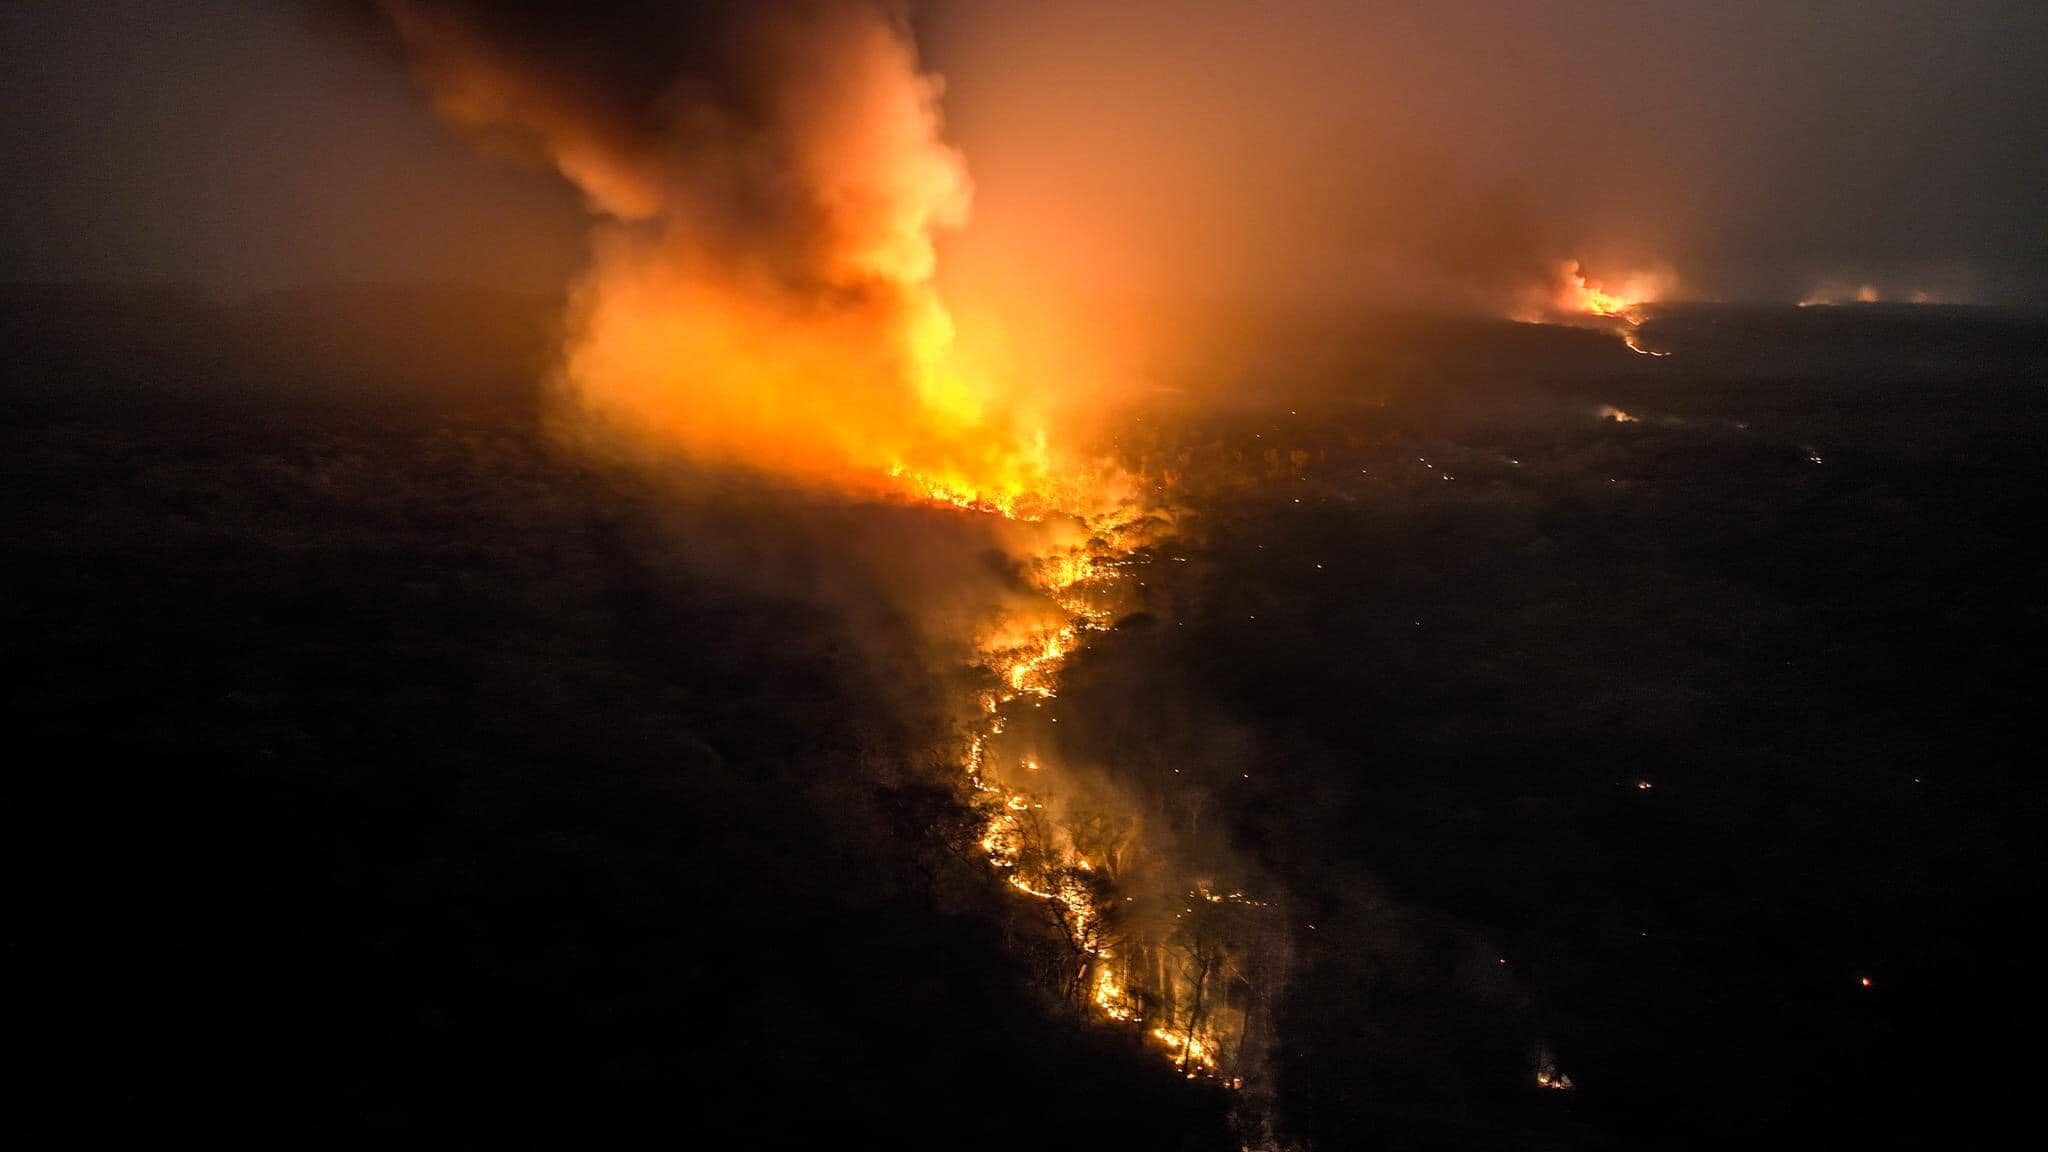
[348,0,1084,512]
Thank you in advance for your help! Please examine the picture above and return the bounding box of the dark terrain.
[8,285,1235,1147]
[1070,302,2048,1148]
[10,286,2045,1148]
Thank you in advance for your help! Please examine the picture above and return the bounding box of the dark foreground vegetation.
[10,286,2045,1149]
[1070,302,2048,1148]
[8,285,1234,1148]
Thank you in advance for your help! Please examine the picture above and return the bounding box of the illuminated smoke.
[1799,283,1883,307]
[360,0,1087,514]
[1512,260,1677,355]
[352,0,1279,1101]
[1508,259,1675,324]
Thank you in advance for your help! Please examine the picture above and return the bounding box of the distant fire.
[1525,259,1672,324]
[1553,261,1652,320]
[1517,260,1677,356]
[1535,1047,1576,1091]
[1798,283,1942,307]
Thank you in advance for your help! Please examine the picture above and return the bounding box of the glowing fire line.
[914,481,1257,1084]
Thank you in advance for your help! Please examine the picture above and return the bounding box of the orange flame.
[384,0,1115,520]
[1536,259,1672,324]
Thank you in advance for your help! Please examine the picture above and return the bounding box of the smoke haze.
[8,1,2043,338]
[924,0,2048,321]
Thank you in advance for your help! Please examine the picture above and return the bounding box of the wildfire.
[376,0,1270,1113]
[1519,260,1676,356]
[1153,1027,1219,1071]
[1798,283,1883,307]
[1535,1048,1576,1091]
[896,471,1268,1087]
[1095,964,1138,1021]
[1799,283,1943,307]
[1553,260,1650,320]
[999,627,1076,698]
[378,0,1113,524]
